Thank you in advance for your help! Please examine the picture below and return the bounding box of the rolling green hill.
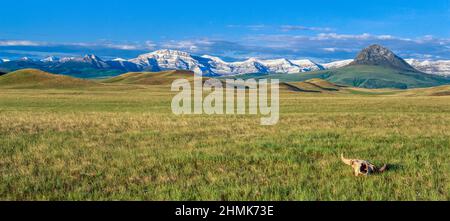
[102,70,196,85]
[0,69,97,89]
[282,79,345,93]
[233,65,450,89]
[314,65,450,89]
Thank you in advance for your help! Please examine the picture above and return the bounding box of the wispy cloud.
[0,40,42,46]
[160,40,209,52]
[226,24,268,31]
[322,47,356,53]
[312,33,413,41]
[144,41,157,50]
[104,44,139,50]
[227,24,334,32]
[280,25,333,32]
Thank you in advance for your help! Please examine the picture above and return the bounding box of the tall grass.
[0,87,448,200]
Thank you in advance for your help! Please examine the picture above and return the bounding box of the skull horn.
[341,153,352,166]
[378,164,388,173]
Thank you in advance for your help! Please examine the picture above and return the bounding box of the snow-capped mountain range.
[404,59,450,76]
[0,50,332,76]
[126,49,326,75]
[1,49,450,76]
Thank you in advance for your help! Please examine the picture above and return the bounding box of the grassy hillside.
[228,71,329,82]
[283,78,407,96]
[233,65,450,89]
[283,79,344,93]
[102,70,195,85]
[323,65,450,89]
[396,85,450,96]
[0,69,97,89]
[0,61,122,79]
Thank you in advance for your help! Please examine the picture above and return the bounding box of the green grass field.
[0,70,449,200]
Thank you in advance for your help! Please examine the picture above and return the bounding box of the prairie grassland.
[0,85,449,200]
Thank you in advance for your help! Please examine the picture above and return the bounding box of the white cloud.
[226,24,267,31]
[377,35,394,40]
[104,44,138,50]
[314,33,372,40]
[323,48,337,52]
[145,41,157,49]
[228,24,334,33]
[119,45,138,50]
[67,42,95,47]
[0,40,41,46]
[280,25,333,32]
[322,47,356,53]
[246,25,266,31]
[160,39,216,52]
[162,40,198,51]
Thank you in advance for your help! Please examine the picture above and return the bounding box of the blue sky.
[0,0,449,61]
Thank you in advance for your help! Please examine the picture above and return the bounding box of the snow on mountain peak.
[201,55,226,63]
[290,59,324,72]
[322,59,353,69]
[84,54,102,61]
[245,57,260,62]
[130,49,205,75]
[290,59,316,66]
[405,59,450,76]
[258,58,301,74]
[60,57,81,63]
[112,58,127,62]
[261,58,291,64]
[133,49,193,63]
[152,49,191,57]
[41,56,60,62]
